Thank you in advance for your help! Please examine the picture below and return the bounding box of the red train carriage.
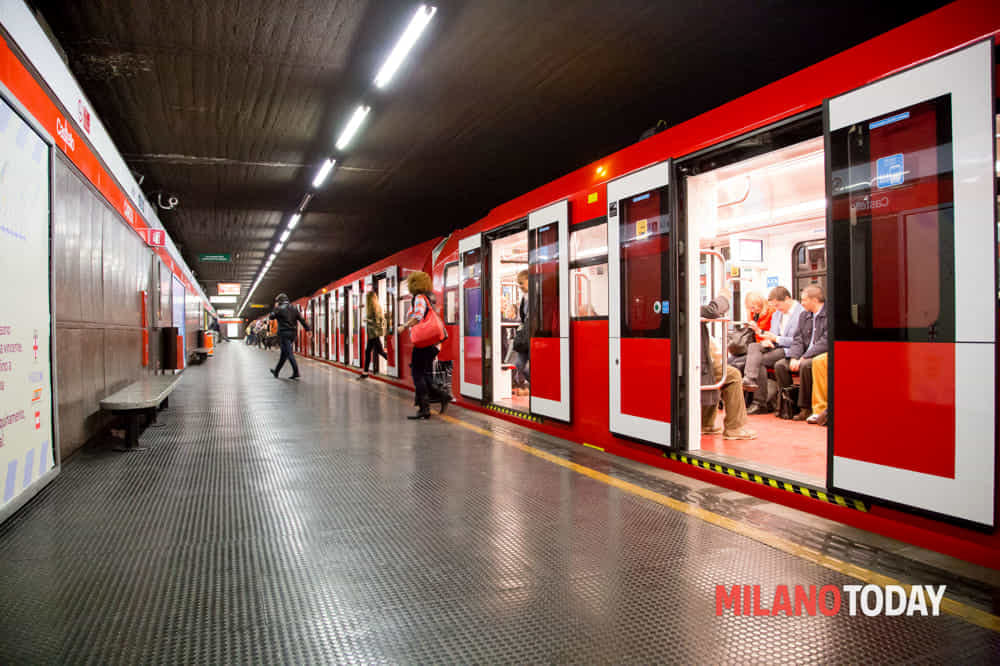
[297,0,1000,568]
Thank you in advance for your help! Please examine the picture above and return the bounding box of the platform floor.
[1,344,999,663]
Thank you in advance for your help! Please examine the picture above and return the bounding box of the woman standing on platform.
[360,291,388,379]
[400,271,445,420]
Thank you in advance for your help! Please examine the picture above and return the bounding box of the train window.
[570,217,608,319]
[620,188,671,337]
[443,262,459,324]
[529,223,560,337]
[830,95,954,342]
[792,240,826,297]
[398,270,412,328]
[463,247,483,337]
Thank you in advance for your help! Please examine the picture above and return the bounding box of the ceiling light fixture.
[336,105,371,151]
[299,194,313,212]
[312,158,336,188]
[275,242,284,253]
[280,230,290,242]
[374,5,437,89]
[288,213,301,230]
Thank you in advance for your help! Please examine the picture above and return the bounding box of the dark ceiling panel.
[31,0,950,305]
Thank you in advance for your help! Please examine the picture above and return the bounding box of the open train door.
[336,286,346,364]
[608,161,674,446]
[528,200,570,420]
[826,40,996,527]
[459,234,484,400]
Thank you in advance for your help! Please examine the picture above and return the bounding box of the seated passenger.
[808,352,828,425]
[742,286,804,414]
[774,285,828,421]
[728,291,774,375]
[701,287,756,440]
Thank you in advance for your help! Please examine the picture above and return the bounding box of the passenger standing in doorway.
[701,287,756,440]
[269,293,310,380]
[400,271,443,419]
[508,269,531,395]
[774,285,828,420]
[360,291,388,379]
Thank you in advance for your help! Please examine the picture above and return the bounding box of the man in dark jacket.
[269,293,310,379]
[774,284,828,420]
[701,288,755,440]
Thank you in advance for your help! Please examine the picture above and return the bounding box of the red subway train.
[282,1,1000,568]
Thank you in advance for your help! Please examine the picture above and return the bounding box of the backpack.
[777,386,799,420]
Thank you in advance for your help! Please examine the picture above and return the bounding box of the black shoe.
[358,373,368,379]
[792,408,810,421]
[270,369,278,378]
[408,410,431,420]
[290,375,301,380]
[746,403,770,415]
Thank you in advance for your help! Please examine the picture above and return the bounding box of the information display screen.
[0,96,55,513]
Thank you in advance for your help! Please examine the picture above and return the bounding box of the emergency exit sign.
[199,253,231,262]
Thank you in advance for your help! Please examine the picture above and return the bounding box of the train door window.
[569,217,608,319]
[443,262,459,324]
[398,270,412,329]
[825,40,995,527]
[620,189,671,338]
[792,240,826,296]
[681,112,827,485]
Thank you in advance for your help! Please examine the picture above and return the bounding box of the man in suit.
[774,284,828,420]
[742,286,804,414]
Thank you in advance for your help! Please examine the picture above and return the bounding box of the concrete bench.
[100,374,183,450]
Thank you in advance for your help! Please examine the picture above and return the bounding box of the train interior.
[372,272,395,376]
[489,228,531,412]
[687,135,829,486]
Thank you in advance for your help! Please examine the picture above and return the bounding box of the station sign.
[217,283,241,295]
[199,253,231,263]
[139,228,166,247]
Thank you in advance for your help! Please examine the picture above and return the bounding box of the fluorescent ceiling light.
[374,5,437,89]
[336,105,370,151]
[275,242,284,253]
[299,194,313,212]
[288,213,301,230]
[312,158,336,188]
[280,230,290,242]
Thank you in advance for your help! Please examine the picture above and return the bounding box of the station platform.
[1,345,999,663]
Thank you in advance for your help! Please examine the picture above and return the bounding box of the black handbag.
[728,326,757,356]
[777,386,799,420]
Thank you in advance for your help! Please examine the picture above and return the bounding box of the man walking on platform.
[269,293,310,380]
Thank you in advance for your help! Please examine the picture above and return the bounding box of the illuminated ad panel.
[0,95,56,517]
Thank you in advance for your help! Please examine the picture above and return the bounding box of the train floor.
[1,343,998,663]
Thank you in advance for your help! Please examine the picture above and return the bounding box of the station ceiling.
[30,0,949,308]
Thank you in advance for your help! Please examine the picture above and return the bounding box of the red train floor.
[699,411,827,485]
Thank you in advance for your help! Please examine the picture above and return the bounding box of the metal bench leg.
[126,414,140,450]
[148,406,166,429]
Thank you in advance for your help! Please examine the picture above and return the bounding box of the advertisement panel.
[0,94,56,518]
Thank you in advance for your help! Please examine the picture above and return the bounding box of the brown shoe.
[702,425,723,435]
[792,408,810,421]
[741,378,759,392]
[723,428,757,440]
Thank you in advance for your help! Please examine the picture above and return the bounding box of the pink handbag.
[409,295,447,348]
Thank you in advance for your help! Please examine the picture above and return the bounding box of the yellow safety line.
[317,357,1000,633]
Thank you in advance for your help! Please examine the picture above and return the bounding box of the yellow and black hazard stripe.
[664,451,868,512]
[485,404,543,423]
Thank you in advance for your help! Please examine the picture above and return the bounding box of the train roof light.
[312,158,336,188]
[336,105,370,151]
[374,5,437,89]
